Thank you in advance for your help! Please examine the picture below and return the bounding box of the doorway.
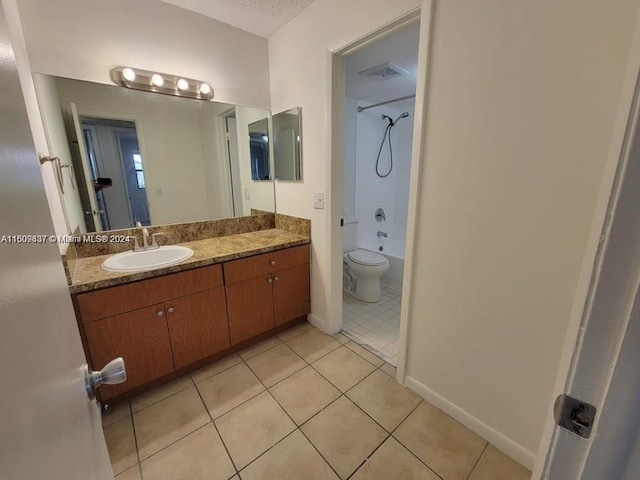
[339,21,421,366]
[79,117,150,230]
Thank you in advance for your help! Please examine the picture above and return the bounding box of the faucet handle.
[130,235,142,252]
[151,232,164,248]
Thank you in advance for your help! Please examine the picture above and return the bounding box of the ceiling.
[345,22,420,107]
[160,0,316,38]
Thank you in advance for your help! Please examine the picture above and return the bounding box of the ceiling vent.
[358,62,409,82]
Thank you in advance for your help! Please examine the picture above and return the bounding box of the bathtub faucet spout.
[377,231,388,239]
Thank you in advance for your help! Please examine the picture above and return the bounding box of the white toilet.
[343,217,390,302]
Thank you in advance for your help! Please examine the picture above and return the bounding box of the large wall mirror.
[33,74,275,233]
[273,107,302,181]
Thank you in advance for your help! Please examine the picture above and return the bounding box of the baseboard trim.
[404,375,536,470]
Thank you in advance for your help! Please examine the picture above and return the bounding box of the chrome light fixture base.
[110,67,214,101]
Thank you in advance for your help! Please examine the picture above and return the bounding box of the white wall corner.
[404,375,537,471]
[307,312,329,333]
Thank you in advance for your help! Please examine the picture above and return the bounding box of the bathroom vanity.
[67,217,310,403]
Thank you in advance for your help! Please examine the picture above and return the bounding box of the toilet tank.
[342,216,358,252]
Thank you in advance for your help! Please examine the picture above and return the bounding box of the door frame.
[532,10,640,479]
[328,0,433,384]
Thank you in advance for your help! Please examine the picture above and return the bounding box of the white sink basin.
[102,245,194,272]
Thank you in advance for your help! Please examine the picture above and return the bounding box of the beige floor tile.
[191,354,242,384]
[197,362,265,419]
[241,430,338,480]
[269,366,341,425]
[141,424,235,480]
[347,370,421,432]
[215,391,296,469]
[246,343,307,387]
[131,375,193,412]
[239,336,283,360]
[102,401,131,426]
[104,416,137,475]
[380,363,397,378]
[133,386,210,460]
[277,321,313,341]
[116,465,141,480]
[351,437,439,480]
[301,396,387,479]
[468,445,531,480]
[332,333,350,344]
[312,346,376,392]
[394,402,486,480]
[344,341,385,367]
[286,328,341,363]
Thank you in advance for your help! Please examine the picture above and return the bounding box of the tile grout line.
[192,381,242,478]
[236,351,344,480]
[465,442,489,480]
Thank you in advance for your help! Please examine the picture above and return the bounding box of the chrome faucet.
[377,231,388,239]
[133,221,163,251]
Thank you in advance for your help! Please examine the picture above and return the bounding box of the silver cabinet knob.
[157,310,164,317]
[84,357,127,400]
[267,278,273,283]
[167,307,175,313]
[274,276,279,281]
[270,260,276,266]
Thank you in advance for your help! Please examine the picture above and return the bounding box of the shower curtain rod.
[357,94,416,113]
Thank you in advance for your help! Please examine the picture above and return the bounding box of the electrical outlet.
[244,188,250,200]
[313,192,325,209]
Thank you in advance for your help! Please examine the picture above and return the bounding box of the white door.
[533,19,640,479]
[0,6,114,479]
[69,103,103,231]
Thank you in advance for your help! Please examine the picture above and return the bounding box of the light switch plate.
[154,187,162,196]
[244,188,250,200]
[313,192,325,209]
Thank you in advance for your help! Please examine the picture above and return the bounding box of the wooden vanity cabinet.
[224,245,310,344]
[75,264,228,400]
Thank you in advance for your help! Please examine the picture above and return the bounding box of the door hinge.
[554,394,597,439]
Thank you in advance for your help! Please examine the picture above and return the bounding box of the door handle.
[84,357,127,400]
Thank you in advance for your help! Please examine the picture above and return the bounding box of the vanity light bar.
[110,67,214,101]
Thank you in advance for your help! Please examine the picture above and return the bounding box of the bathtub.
[359,239,405,290]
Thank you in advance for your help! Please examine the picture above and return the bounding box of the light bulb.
[199,83,211,95]
[122,68,136,82]
[176,78,189,90]
[151,74,164,87]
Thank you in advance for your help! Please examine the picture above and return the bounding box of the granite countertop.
[69,229,310,294]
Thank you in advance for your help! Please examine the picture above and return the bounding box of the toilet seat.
[346,249,387,266]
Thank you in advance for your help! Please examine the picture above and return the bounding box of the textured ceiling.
[160,0,316,38]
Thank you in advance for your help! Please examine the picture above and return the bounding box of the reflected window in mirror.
[273,107,302,181]
[248,118,271,180]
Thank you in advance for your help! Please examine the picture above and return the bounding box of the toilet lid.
[347,249,387,266]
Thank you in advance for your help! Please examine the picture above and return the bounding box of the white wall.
[270,0,640,469]
[269,0,422,330]
[15,0,270,108]
[347,99,414,253]
[403,0,640,467]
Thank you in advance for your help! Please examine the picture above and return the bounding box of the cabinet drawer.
[76,264,223,322]
[224,244,309,285]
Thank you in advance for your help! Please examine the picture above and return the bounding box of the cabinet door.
[226,274,274,345]
[273,263,310,326]
[84,304,174,399]
[166,288,230,369]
